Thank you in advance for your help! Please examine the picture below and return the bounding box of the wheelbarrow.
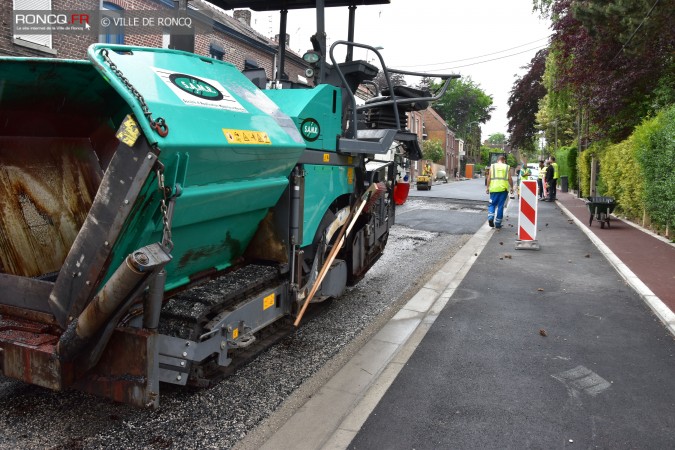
[586,197,616,229]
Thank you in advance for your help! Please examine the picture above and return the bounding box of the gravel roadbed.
[0,218,471,450]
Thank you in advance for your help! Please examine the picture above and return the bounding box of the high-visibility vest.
[489,163,510,192]
[521,167,531,179]
[552,162,559,180]
[538,167,545,179]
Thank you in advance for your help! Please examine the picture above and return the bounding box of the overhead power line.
[417,45,548,73]
[396,36,551,69]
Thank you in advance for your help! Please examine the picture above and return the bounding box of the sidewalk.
[252,193,675,450]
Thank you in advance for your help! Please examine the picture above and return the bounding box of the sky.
[243,0,551,140]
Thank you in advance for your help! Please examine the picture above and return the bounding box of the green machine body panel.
[86,45,309,290]
[265,85,342,152]
[302,164,354,247]
[268,85,353,247]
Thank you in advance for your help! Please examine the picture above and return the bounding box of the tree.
[487,133,506,145]
[507,49,548,154]
[431,77,495,139]
[480,145,491,165]
[545,0,674,141]
[422,139,445,164]
[415,76,435,93]
[430,77,494,163]
[372,70,407,93]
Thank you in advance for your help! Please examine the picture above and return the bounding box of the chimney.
[233,10,251,27]
[275,33,290,47]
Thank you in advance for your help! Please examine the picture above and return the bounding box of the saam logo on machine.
[169,73,224,101]
[153,68,247,113]
[300,118,320,142]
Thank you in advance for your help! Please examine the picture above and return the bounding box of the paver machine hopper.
[0,0,457,406]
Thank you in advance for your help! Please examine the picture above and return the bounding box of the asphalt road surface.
[409,177,490,203]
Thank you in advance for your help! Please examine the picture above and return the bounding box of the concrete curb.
[557,200,675,337]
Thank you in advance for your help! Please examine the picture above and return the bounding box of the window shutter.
[13,0,52,49]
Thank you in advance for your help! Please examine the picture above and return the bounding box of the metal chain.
[156,165,174,252]
[101,49,169,137]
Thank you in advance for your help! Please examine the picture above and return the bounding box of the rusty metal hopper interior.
[0,59,130,282]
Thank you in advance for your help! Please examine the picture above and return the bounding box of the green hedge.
[577,142,604,197]
[577,104,674,233]
[636,106,675,232]
[567,147,578,190]
[598,137,644,219]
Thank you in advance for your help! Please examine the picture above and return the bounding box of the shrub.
[578,142,607,197]
[567,147,578,190]
[422,139,445,164]
[555,145,578,190]
[598,138,644,220]
[636,106,675,232]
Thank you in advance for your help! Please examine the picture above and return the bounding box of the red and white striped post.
[516,179,540,250]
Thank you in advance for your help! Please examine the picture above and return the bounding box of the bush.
[576,105,673,233]
[567,147,578,190]
[555,145,577,189]
[598,138,644,220]
[423,139,445,164]
[578,142,606,197]
[636,106,675,232]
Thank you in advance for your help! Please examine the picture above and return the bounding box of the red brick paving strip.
[557,191,675,312]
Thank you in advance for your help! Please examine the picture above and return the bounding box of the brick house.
[2,0,307,85]
[422,108,458,179]
[404,107,458,182]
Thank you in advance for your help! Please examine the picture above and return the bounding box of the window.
[13,0,52,49]
[244,58,259,70]
[209,42,224,60]
[100,2,124,45]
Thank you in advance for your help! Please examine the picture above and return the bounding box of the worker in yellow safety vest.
[423,162,432,177]
[485,155,514,229]
[549,156,559,200]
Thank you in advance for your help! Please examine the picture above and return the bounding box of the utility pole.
[468,121,479,163]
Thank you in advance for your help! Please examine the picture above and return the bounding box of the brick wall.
[194,30,275,77]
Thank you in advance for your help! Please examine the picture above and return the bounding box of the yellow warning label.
[222,128,272,145]
[347,168,354,185]
[323,153,330,162]
[232,328,239,339]
[263,293,275,310]
[116,115,141,147]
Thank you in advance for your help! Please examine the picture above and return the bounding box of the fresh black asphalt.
[349,198,675,449]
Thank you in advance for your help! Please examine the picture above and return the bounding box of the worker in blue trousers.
[485,155,514,229]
